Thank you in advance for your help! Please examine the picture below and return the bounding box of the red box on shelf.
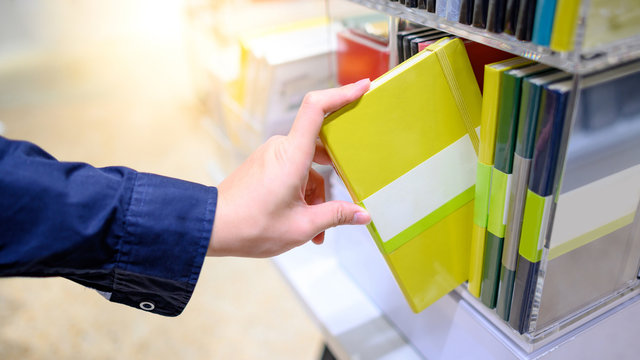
[336,29,390,85]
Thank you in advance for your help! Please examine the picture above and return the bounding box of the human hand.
[208,79,372,258]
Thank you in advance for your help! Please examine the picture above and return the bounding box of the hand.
[208,79,372,258]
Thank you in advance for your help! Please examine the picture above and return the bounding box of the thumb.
[305,201,371,234]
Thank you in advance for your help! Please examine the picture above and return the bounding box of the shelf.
[347,0,640,74]
[273,208,640,359]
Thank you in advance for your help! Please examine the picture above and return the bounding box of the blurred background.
[0,0,366,358]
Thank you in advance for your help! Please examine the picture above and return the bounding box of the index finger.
[289,78,370,149]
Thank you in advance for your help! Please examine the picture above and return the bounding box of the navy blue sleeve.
[0,136,217,316]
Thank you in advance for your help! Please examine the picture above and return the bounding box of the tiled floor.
[0,34,323,359]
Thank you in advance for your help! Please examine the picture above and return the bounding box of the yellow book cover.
[549,0,580,52]
[468,57,532,297]
[321,38,482,312]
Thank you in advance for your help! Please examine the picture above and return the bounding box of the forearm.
[0,136,216,316]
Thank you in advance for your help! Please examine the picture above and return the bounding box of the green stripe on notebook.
[474,162,492,226]
[519,190,546,263]
[376,185,475,254]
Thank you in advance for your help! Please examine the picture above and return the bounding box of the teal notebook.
[531,0,559,46]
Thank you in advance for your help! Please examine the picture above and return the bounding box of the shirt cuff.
[109,172,217,316]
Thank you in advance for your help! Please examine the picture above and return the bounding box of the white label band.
[362,133,478,243]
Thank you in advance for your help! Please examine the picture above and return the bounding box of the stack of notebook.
[469,59,640,333]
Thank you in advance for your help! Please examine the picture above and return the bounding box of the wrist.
[206,184,265,257]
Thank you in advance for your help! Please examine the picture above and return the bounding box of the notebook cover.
[403,29,444,62]
[427,0,437,12]
[549,0,579,51]
[503,0,521,34]
[459,0,475,24]
[515,0,538,41]
[486,0,507,33]
[418,38,444,52]
[410,33,448,57]
[531,0,558,46]
[321,38,482,313]
[396,27,429,62]
[398,28,439,63]
[472,0,489,28]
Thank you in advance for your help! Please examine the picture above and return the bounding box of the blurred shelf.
[348,0,640,74]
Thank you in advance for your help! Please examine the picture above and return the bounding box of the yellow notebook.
[321,38,482,312]
[549,0,580,52]
[468,57,532,297]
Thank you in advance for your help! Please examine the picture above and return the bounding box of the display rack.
[345,0,640,74]
[325,0,640,356]
[273,211,640,359]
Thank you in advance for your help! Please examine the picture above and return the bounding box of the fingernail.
[355,78,370,87]
[352,211,371,225]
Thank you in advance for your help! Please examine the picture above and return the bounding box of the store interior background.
[0,0,336,358]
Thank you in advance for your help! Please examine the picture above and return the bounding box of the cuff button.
[139,301,155,311]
